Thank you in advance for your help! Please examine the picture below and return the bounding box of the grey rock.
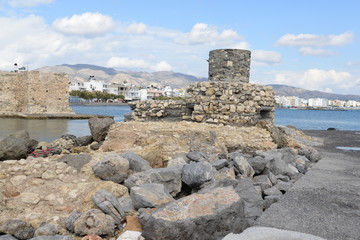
[276,174,290,182]
[166,157,187,167]
[269,157,298,178]
[264,195,282,210]
[76,135,93,146]
[34,224,58,236]
[264,186,283,196]
[182,161,214,188]
[90,142,101,151]
[246,156,268,174]
[88,117,114,142]
[235,179,264,227]
[0,219,35,240]
[73,209,116,236]
[186,151,207,162]
[0,235,18,240]
[253,175,272,192]
[295,163,307,174]
[30,236,74,240]
[92,153,129,183]
[211,159,228,170]
[275,181,294,193]
[92,189,125,225]
[140,186,247,240]
[233,156,255,178]
[58,154,92,172]
[0,130,34,161]
[130,183,174,209]
[298,147,321,162]
[122,152,151,172]
[60,134,78,145]
[227,151,246,161]
[65,212,81,233]
[124,165,182,196]
[117,195,135,215]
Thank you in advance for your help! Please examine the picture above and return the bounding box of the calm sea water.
[275,108,360,130]
[1,106,359,142]
[0,105,131,142]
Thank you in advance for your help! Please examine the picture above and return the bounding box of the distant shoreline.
[70,102,130,106]
[275,106,360,111]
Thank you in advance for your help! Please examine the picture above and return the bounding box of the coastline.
[70,102,129,106]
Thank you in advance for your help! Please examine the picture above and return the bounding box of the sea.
[1,106,360,142]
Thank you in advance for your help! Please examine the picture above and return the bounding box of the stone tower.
[208,49,251,83]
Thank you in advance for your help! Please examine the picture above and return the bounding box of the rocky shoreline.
[0,118,323,240]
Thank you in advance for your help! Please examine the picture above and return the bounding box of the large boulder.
[234,179,264,227]
[0,130,37,161]
[88,117,114,142]
[182,161,214,188]
[0,219,35,240]
[50,134,78,151]
[72,209,116,237]
[92,189,125,225]
[92,153,129,183]
[122,152,151,172]
[269,158,299,178]
[76,135,93,146]
[130,183,174,209]
[233,156,255,178]
[124,166,182,196]
[139,187,246,240]
[186,151,208,162]
[34,224,59,236]
[246,156,268,174]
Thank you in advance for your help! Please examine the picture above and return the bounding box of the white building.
[308,98,328,107]
[83,76,107,92]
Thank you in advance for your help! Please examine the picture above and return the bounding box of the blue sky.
[0,0,359,94]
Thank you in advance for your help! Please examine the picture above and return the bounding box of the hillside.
[269,84,360,101]
[37,64,360,101]
[37,64,207,89]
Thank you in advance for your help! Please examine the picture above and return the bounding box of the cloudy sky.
[0,0,359,94]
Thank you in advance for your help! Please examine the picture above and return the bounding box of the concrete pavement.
[224,130,360,240]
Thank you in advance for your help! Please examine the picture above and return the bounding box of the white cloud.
[347,61,360,66]
[6,0,54,7]
[299,47,335,57]
[53,12,116,36]
[231,41,251,50]
[151,61,172,71]
[276,32,354,47]
[106,57,149,69]
[175,23,243,45]
[268,69,352,92]
[127,22,147,34]
[252,50,282,65]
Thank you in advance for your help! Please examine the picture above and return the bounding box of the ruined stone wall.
[0,71,73,114]
[186,82,274,125]
[127,100,189,122]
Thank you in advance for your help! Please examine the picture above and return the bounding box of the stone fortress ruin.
[127,49,275,126]
[0,71,73,115]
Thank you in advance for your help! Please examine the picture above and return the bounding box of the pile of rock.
[0,117,322,240]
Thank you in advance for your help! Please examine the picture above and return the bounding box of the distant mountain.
[269,84,360,101]
[37,64,207,89]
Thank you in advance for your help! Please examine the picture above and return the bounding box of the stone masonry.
[127,49,275,126]
[0,71,73,114]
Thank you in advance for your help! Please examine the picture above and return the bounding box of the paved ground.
[225,130,360,240]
